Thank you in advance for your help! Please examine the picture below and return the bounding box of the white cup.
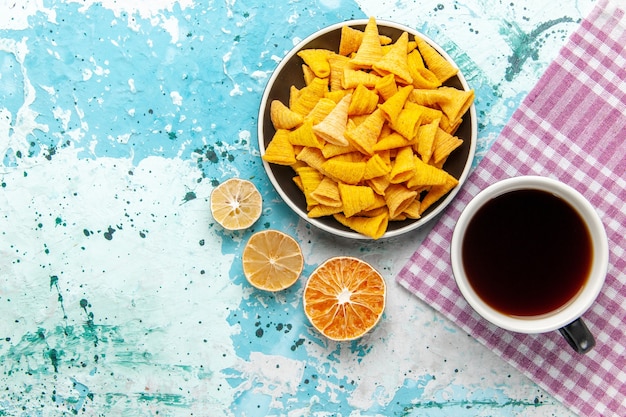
[451,176,609,353]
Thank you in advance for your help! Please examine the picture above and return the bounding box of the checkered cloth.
[396,1,626,416]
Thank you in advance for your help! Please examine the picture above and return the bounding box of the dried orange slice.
[303,256,386,341]
[242,230,304,291]
[210,178,262,230]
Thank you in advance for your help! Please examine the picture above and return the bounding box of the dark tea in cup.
[461,188,593,317]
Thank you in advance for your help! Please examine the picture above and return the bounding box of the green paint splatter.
[137,392,189,407]
[501,17,576,81]
[50,275,67,319]
[80,299,99,347]
[0,323,124,376]
[182,191,196,203]
[206,149,218,163]
[103,226,116,240]
[290,338,305,351]
[48,348,60,372]
[401,397,545,413]
[44,145,57,160]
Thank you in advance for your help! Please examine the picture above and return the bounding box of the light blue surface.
[0,0,594,415]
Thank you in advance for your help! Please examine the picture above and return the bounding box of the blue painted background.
[0,0,592,415]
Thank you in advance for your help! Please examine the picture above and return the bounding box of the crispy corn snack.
[263,17,474,238]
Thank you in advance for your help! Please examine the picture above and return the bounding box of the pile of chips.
[262,17,474,239]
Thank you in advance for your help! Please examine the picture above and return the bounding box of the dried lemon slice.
[242,230,304,291]
[210,178,262,230]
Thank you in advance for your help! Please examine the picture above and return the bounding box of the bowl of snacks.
[258,17,476,239]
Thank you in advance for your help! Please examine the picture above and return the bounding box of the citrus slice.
[303,256,386,341]
[242,230,304,291]
[210,178,262,230]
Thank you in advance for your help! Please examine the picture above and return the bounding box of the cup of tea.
[450,176,608,353]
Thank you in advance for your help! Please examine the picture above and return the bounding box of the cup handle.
[559,318,595,354]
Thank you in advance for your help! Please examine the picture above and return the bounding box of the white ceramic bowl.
[258,19,477,239]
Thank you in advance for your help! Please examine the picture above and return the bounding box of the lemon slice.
[242,230,304,291]
[210,178,262,230]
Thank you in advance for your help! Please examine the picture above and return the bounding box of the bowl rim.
[258,19,477,240]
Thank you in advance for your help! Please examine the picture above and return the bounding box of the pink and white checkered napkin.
[397,0,626,416]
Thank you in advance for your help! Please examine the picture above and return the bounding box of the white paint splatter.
[69,0,195,19]
[82,68,93,81]
[46,0,194,42]
[170,91,183,106]
[52,107,72,132]
[250,70,269,82]
[229,84,243,97]
[238,130,251,145]
[0,0,57,30]
[110,133,132,144]
[287,12,299,25]
[318,0,342,8]
[159,14,181,44]
[232,352,305,408]
[0,37,49,164]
